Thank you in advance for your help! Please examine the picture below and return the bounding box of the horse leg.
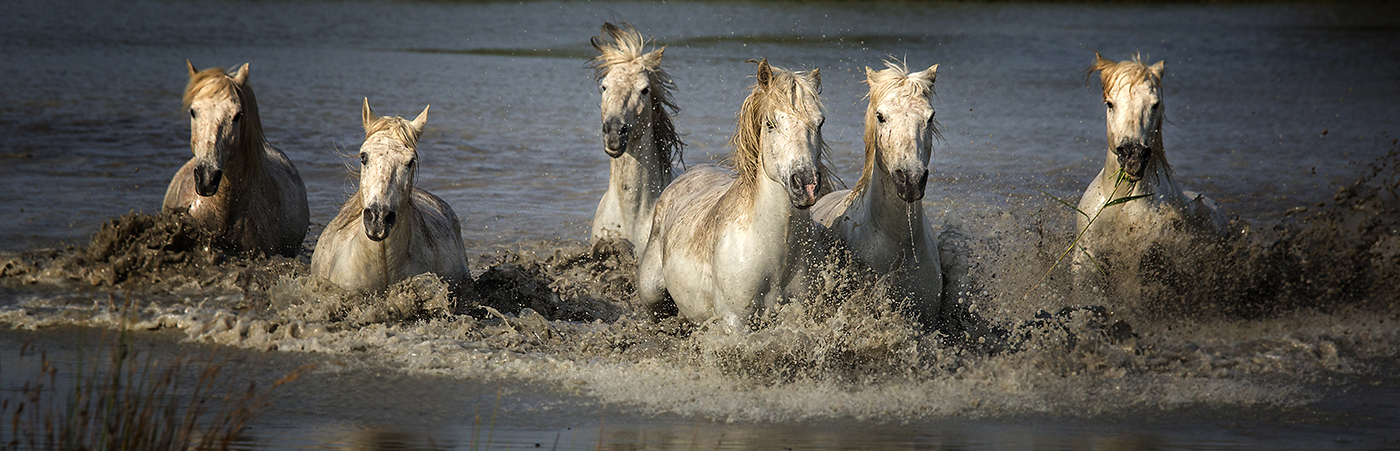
[634,233,668,322]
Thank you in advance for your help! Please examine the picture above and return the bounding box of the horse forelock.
[1092,54,1161,101]
[363,116,421,153]
[855,60,937,195]
[589,23,684,170]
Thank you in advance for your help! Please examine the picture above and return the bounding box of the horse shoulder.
[311,194,366,277]
[409,189,470,283]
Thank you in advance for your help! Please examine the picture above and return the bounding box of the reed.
[2,300,310,450]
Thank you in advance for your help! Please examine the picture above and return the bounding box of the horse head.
[590,22,668,158]
[1089,52,1165,182]
[742,59,825,209]
[865,61,938,202]
[357,98,427,242]
[184,61,253,197]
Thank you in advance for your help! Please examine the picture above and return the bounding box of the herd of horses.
[162,23,1227,334]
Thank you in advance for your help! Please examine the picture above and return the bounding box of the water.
[2,0,1400,448]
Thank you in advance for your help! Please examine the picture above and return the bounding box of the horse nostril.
[789,173,802,191]
[617,124,631,136]
[892,168,907,185]
[383,211,396,228]
[917,169,929,190]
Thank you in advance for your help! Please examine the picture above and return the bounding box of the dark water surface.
[2,0,1400,449]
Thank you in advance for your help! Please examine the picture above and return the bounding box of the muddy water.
[3,0,1400,449]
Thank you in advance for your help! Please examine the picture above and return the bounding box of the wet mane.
[588,22,685,170]
[182,66,266,151]
[854,59,938,196]
[728,64,833,195]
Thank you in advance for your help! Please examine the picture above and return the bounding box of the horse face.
[358,135,417,242]
[873,94,936,203]
[187,86,244,197]
[761,96,824,209]
[1103,69,1164,182]
[598,65,653,157]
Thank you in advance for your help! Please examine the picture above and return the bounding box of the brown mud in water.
[2,146,1399,421]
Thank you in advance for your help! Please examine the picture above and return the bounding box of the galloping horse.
[811,60,944,327]
[311,99,471,293]
[587,22,684,254]
[163,61,309,257]
[1074,52,1228,289]
[637,60,830,334]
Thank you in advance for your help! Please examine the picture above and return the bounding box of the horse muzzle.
[193,164,223,197]
[602,120,631,157]
[787,170,821,209]
[1115,143,1150,182]
[891,167,929,203]
[362,205,397,242]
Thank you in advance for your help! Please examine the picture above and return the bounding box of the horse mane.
[183,65,266,154]
[727,63,834,200]
[853,59,939,196]
[588,22,685,170]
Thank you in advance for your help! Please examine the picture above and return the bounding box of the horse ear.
[361,97,376,132]
[590,36,605,51]
[186,60,198,78]
[1149,60,1166,78]
[809,68,821,92]
[1088,51,1115,74]
[864,66,877,81]
[754,59,772,88]
[410,105,430,137]
[232,63,249,85]
[923,64,939,81]
[603,22,623,40]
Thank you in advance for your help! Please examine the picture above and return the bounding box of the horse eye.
[359,153,368,165]
[876,112,886,124]
[765,120,775,130]
[640,87,650,95]
[599,84,607,92]
[232,112,242,122]
[407,158,416,168]
[1152,102,1161,110]
[190,109,196,119]
[1105,101,1115,110]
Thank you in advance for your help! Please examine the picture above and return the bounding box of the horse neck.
[855,153,927,243]
[610,121,671,201]
[740,168,806,242]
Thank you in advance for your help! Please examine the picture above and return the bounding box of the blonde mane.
[587,22,684,170]
[853,59,939,196]
[183,66,266,152]
[727,62,833,195]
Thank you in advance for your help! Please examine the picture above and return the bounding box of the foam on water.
[2,149,1398,423]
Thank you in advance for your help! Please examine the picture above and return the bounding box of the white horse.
[311,99,471,293]
[163,61,309,257]
[637,60,830,334]
[1073,52,1229,289]
[587,22,684,254]
[811,61,944,327]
